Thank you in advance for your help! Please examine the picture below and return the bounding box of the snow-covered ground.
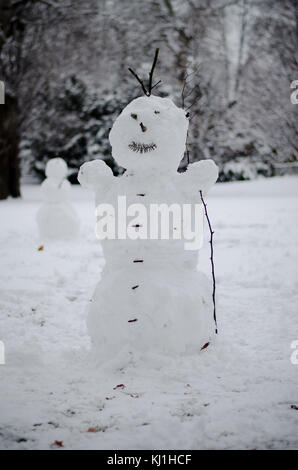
[0,176,297,450]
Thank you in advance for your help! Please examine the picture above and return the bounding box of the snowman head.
[109,95,188,174]
[45,158,68,180]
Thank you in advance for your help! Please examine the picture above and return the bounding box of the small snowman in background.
[79,50,218,361]
[37,157,80,239]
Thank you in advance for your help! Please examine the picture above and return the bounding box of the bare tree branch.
[200,190,218,334]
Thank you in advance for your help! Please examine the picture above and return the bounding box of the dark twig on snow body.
[200,190,218,334]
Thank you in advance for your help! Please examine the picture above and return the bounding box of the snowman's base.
[88,268,215,360]
[37,202,80,239]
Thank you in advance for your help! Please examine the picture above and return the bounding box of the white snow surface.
[0,176,298,450]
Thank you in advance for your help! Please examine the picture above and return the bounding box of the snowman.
[37,157,80,239]
[78,60,218,360]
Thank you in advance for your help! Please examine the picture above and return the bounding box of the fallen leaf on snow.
[51,440,63,448]
[88,427,99,433]
[88,426,107,433]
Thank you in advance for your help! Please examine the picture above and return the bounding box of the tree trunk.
[0,93,21,199]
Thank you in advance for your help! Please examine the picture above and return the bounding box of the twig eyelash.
[128,142,157,154]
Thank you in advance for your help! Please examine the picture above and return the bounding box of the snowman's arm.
[78,159,114,191]
[182,159,219,195]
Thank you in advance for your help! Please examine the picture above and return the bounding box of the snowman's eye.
[131,113,138,120]
[154,110,160,114]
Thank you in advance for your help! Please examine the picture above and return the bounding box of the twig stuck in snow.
[185,131,190,165]
[148,48,160,95]
[128,68,148,96]
[128,48,161,96]
[200,190,218,334]
[151,79,162,91]
[181,68,202,117]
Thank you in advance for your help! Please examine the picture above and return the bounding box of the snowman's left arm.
[182,159,219,195]
[78,159,113,192]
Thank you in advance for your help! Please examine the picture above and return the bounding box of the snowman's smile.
[128,141,157,154]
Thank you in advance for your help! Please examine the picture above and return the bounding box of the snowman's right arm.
[78,159,114,192]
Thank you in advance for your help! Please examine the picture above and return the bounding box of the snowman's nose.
[140,122,147,133]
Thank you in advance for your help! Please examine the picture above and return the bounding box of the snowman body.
[79,96,218,359]
[37,158,80,239]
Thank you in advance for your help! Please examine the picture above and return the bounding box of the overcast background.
[0,0,297,199]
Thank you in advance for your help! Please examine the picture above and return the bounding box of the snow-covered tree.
[1,0,297,194]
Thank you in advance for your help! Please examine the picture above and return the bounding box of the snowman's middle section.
[97,172,204,269]
[89,172,213,357]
